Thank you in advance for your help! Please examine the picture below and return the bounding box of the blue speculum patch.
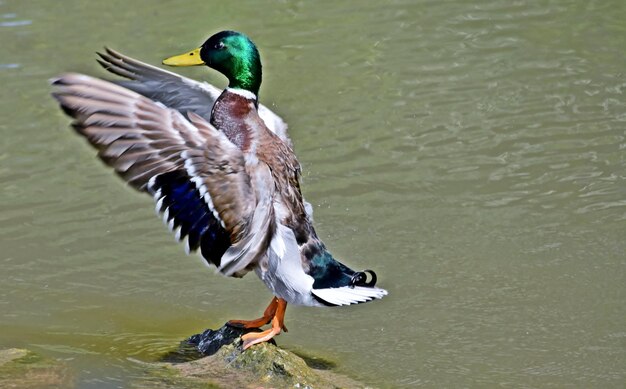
[151,170,230,267]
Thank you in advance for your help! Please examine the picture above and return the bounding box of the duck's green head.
[163,30,262,96]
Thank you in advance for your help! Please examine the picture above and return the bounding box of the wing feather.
[183,113,276,276]
[52,73,272,275]
[52,73,205,191]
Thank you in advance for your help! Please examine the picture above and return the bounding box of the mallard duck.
[51,30,387,349]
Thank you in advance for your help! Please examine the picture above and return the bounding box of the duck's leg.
[240,298,288,350]
[227,296,281,329]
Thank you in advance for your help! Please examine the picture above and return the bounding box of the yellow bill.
[162,47,204,66]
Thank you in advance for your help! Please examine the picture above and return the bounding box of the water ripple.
[0,19,31,27]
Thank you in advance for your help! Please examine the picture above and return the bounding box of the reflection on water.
[1,0,624,387]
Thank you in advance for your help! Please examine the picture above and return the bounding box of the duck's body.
[52,31,387,348]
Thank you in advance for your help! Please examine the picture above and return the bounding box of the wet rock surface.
[135,323,370,389]
[0,348,73,389]
[160,323,264,362]
[186,323,263,356]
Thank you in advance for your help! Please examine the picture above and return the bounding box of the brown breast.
[210,90,256,152]
[210,89,314,244]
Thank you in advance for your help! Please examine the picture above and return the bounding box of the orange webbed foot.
[230,297,288,350]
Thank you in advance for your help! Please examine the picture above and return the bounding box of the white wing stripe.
[182,154,226,228]
[155,197,165,213]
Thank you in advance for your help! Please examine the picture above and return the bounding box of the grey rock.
[133,324,371,389]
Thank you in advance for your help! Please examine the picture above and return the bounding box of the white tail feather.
[312,286,388,306]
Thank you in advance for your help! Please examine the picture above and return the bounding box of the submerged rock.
[135,323,369,389]
[0,348,73,389]
[157,343,366,389]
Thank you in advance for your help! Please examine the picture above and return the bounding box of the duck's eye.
[215,42,225,50]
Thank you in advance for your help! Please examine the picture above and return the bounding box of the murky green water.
[1,0,625,387]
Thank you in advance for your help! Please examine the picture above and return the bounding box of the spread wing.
[52,73,199,190]
[96,47,292,146]
[51,73,272,275]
